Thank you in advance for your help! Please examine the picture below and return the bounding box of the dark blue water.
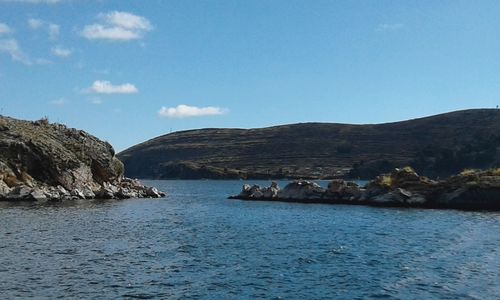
[1,180,499,299]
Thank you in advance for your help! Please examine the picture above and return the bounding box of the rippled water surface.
[1,180,500,299]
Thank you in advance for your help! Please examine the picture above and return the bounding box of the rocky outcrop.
[361,167,438,205]
[0,116,165,201]
[230,167,500,210]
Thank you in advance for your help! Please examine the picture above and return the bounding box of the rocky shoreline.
[0,116,165,202]
[229,167,500,211]
[0,175,165,202]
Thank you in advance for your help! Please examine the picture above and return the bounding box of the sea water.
[0,180,499,299]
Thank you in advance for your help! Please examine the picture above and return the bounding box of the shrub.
[378,175,393,187]
[460,169,477,176]
[35,116,50,126]
[111,157,124,178]
[490,168,500,176]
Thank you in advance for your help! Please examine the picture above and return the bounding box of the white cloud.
[50,98,65,106]
[0,38,31,64]
[51,45,71,57]
[158,104,228,118]
[81,25,140,41]
[0,23,11,35]
[28,18,43,29]
[105,11,152,31]
[376,23,404,33]
[81,11,152,41]
[87,80,138,94]
[28,18,59,40]
[0,38,50,65]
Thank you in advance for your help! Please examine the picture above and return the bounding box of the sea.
[0,180,499,299]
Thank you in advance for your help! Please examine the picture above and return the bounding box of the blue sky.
[0,0,499,151]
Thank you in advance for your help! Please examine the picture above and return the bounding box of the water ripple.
[0,180,499,299]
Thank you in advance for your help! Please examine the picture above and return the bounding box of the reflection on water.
[1,180,499,299]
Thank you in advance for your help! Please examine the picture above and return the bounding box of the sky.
[1,0,499,151]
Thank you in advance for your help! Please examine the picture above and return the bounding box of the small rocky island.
[0,116,165,201]
[230,167,500,210]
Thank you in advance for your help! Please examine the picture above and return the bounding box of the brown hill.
[117,109,500,179]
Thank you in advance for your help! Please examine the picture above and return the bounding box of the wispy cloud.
[27,18,43,29]
[158,104,228,118]
[28,18,59,40]
[81,11,153,41]
[89,97,102,105]
[0,39,31,64]
[49,98,65,106]
[87,80,138,94]
[0,23,11,35]
[51,45,71,57]
[0,0,63,3]
[48,23,59,40]
[376,23,404,33]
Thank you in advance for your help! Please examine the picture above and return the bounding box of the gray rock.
[0,179,12,195]
[325,179,362,201]
[251,189,264,198]
[81,186,95,199]
[95,185,116,199]
[262,186,279,198]
[56,185,70,196]
[145,186,163,198]
[278,180,325,200]
[30,187,48,201]
[406,194,427,204]
[117,188,138,199]
[372,188,410,204]
[7,186,34,200]
[242,184,252,193]
[70,189,86,199]
[327,179,347,193]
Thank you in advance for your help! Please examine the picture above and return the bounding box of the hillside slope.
[118,109,500,179]
[0,116,164,200]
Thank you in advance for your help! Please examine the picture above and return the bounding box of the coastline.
[229,167,500,211]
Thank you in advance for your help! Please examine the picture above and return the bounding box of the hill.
[0,116,163,201]
[118,109,500,179]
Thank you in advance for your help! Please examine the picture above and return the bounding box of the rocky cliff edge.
[0,116,164,201]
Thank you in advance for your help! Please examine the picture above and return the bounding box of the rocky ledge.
[0,116,165,201]
[229,167,500,210]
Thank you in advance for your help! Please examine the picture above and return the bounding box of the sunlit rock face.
[0,116,165,201]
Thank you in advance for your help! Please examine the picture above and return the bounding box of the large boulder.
[278,180,325,200]
[371,188,426,205]
[262,182,280,198]
[0,179,11,195]
[362,167,436,205]
[325,179,362,201]
[232,182,280,200]
[434,169,500,209]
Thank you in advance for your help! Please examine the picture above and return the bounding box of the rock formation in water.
[118,109,500,180]
[230,167,500,210]
[0,116,165,201]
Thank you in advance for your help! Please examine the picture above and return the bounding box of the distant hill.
[117,109,500,179]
